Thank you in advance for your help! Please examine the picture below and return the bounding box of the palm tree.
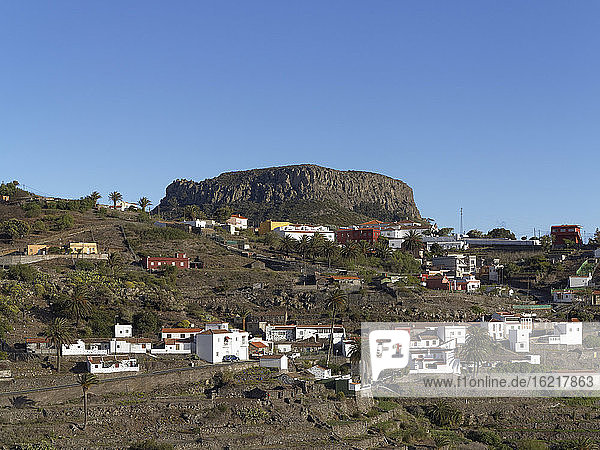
[402,231,423,257]
[89,191,101,207]
[459,325,493,374]
[238,308,251,331]
[108,191,122,209]
[296,235,310,261]
[374,241,392,260]
[348,340,361,380]
[138,197,152,212]
[340,242,359,262]
[358,240,372,257]
[9,395,35,409]
[78,373,99,429]
[107,252,121,277]
[321,240,338,268]
[308,233,325,261]
[326,289,347,365]
[44,318,74,372]
[66,285,91,327]
[183,205,199,220]
[278,235,296,256]
[427,399,462,427]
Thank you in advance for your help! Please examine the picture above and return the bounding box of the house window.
[167,334,171,338]
[180,262,184,267]
[180,334,185,338]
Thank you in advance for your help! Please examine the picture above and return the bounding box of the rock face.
[157,165,421,225]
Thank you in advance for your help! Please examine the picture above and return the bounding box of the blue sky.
[1,2,599,239]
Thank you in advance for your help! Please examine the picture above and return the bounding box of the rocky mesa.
[157,164,421,225]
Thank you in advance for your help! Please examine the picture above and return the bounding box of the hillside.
[156,165,421,225]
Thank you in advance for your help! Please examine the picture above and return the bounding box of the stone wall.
[0,361,257,405]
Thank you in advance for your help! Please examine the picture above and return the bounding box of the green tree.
[326,289,347,365]
[467,229,484,238]
[66,285,92,327]
[438,227,454,237]
[321,239,338,268]
[427,399,463,427]
[374,240,391,259]
[44,318,74,372]
[89,191,101,207]
[278,235,296,256]
[108,191,122,209]
[296,235,311,261]
[402,230,423,256]
[459,325,493,373]
[486,227,516,240]
[133,311,160,335]
[358,240,371,257]
[1,219,31,240]
[138,197,152,212]
[78,373,99,429]
[340,242,359,262]
[215,205,232,222]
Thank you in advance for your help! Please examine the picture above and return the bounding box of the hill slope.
[156,164,421,225]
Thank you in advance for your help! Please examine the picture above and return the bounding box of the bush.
[54,214,74,230]
[466,429,503,446]
[129,441,174,450]
[133,311,160,335]
[8,264,36,282]
[517,439,548,450]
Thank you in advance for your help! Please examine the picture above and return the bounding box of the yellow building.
[258,220,291,235]
[26,244,49,256]
[69,242,98,255]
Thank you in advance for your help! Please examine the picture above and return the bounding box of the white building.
[421,236,468,251]
[437,325,467,345]
[114,324,132,338]
[259,354,288,371]
[112,200,138,211]
[87,356,139,374]
[195,329,249,363]
[226,214,248,230]
[265,324,346,343]
[483,312,532,341]
[409,331,460,374]
[382,224,429,249]
[508,328,530,352]
[160,327,205,341]
[569,275,593,288]
[432,254,477,277]
[62,339,110,356]
[273,224,335,242]
[307,365,332,380]
[151,338,194,354]
[110,338,152,354]
[552,321,583,345]
[182,219,217,228]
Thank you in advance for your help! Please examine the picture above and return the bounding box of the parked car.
[222,355,239,362]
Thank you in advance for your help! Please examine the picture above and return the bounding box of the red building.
[145,253,189,271]
[551,225,582,246]
[336,227,381,245]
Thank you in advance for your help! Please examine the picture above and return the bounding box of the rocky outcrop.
[157,164,421,225]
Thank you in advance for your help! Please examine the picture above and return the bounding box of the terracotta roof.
[331,276,360,280]
[231,214,248,219]
[250,341,268,348]
[161,328,204,333]
[199,329,230,335]
[260,355,285,359]
[25,337,49,343]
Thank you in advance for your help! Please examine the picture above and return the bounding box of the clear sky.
[1,2,599,239]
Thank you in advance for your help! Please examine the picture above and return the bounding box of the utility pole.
[459,208,463,236]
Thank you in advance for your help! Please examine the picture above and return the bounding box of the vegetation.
[78,372,99,429]
[44,318,75,372]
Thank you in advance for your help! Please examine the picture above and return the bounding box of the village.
[2,184,600,448]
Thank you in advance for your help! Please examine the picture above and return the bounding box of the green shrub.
[466,429,502,446]
[8,264,36,282]
[129,440,174,450]
[517,439,548,450]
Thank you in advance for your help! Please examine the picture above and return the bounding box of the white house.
[111,200,138,211]
[569,275,593,288]
[552,289,586,303]
[508,328,530,353]
[273,224,335,241]
[114,324,132,338]
[62,339,110,356]
[432,254,477,277]
[307,365,332,380]
[151,338,194,354]
[109,338,152,354]
[160,327,204,340]
[265,324,346,343]
[553,321,583,345]
[259,354,289,371]
[437,325,467,345]
[87,356,139,374]
[421,236,468,251]
[195,329,249,363]
[182,219,217,229]
[226,214,248,230]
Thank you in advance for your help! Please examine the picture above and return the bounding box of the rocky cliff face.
[157,165,421,225]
